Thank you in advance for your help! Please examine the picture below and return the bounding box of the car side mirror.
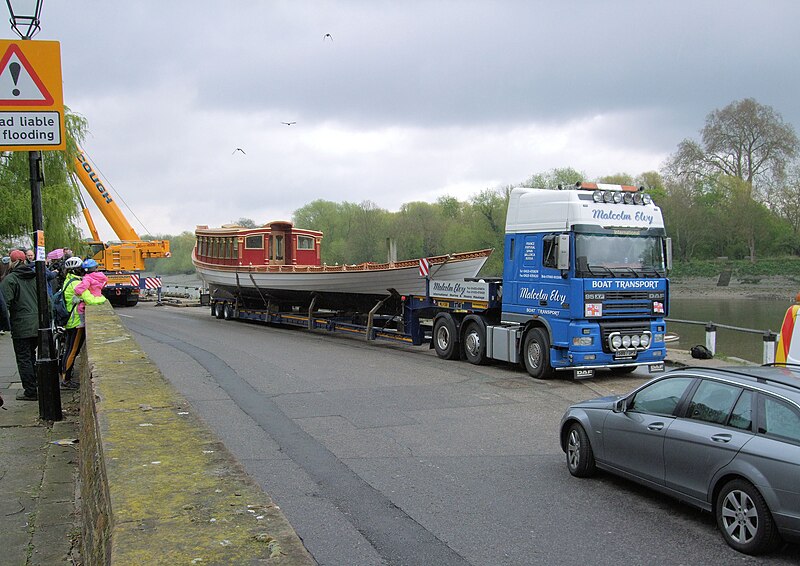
[613,398,627,413]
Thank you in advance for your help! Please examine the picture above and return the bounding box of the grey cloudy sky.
[30,1,800,237]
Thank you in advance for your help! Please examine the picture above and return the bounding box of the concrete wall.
[78,302,314,565]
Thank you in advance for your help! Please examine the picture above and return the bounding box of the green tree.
[146,231,196,274]
[521,167,585,189]
[0,108,88,252]
[598,173,635,185]
[233,217,257,228]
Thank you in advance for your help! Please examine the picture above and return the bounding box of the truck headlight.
[573,336,593,346]
[640,334,651,347]
[611,335,622,349]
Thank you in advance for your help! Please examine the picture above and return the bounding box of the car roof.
[671,365,800,400]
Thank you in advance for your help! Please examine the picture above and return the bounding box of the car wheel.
[716,479,781,555]
[523,328,554,379]
[565,422,596,478]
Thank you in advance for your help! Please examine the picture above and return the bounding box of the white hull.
[193,249,492,298]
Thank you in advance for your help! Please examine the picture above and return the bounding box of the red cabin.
[194,221,323,267]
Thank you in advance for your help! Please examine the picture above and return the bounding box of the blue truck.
[210,182,671,379]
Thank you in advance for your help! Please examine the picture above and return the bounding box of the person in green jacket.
[59,257,85,389]
[0,250,39,400]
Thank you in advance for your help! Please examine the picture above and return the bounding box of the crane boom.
[74,149,140,241]
[71,147,170,306]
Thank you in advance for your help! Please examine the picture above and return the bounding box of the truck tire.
[223,304,235,320]
[523,328,554,379]
[463,320,488,365]
[433,315,459,360]
[214,302,225,319]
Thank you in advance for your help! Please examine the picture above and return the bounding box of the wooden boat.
[193,221,493,310]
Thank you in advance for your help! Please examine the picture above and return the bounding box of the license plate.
[613,349,637,359]
[574,368,594,379]
[649,363,665,373]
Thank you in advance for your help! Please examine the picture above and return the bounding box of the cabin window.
[245,234,264,249]
[224,238,231,259]
[274,235,284,260]
[297,235,314,250]
[233,238,238,257]
[542,235,558,269]
[200,237,206,257]
[212,238,219,258]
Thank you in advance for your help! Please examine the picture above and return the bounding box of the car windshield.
[575,233,665,278]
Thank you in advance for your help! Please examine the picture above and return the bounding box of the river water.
[669,297,790,364]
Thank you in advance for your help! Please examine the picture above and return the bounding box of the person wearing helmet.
[73,257,108,321]
[58,256,86,389]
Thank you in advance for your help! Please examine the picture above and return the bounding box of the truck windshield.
[575,234,665,278]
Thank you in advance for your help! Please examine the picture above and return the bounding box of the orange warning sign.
[0,40,64,151]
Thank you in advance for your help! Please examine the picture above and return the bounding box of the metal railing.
[666,318,778,364]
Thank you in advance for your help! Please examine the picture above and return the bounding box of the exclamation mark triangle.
[0,44,53,105]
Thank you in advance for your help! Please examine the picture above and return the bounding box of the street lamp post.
[5,0,62,421]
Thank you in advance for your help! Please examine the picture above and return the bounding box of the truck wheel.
[214,302,225,319]
[433,315,459,360]
[223,304,235,320]
[523,328,554,379]
[463,320,488,365]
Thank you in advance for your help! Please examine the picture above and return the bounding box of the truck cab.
[496,183,670,378]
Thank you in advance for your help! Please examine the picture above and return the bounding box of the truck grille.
[585,290,663,317]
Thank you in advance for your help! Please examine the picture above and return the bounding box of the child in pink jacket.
[73,259,108,317]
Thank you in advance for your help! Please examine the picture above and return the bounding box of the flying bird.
[323,33,333,41]
[281,121,297,126]
[232,148,246,155]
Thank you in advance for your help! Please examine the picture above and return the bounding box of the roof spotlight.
[612,192,623,204]
[592,191,604,203]
[603,191,614,203]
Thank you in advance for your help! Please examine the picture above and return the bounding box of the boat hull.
[194,249,492,311]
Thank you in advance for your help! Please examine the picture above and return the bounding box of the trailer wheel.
[223,304,235,320]
[523,328,554,379]
[463,320,488,365]
[433,315,459,360]
[214,302,225,319]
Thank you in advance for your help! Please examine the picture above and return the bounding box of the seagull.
[281,122,296,126]
[232,148,246,155]
[323,33,333,41]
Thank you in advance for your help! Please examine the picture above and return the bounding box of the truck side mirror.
[557,234,570,271]
[664,238,673,272]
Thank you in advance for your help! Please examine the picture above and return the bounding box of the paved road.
[119,304,800,565]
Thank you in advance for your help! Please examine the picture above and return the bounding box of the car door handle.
[647,422,664,431]
[711,433,732,443]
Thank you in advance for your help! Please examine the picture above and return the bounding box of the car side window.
[728,390,753,431]
[687,380,741,425]
[629,377,693,416]
[760,396,800,443]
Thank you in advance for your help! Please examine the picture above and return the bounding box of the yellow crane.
[72,148,170,306]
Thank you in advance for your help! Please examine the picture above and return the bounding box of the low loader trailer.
[208,183,671,379]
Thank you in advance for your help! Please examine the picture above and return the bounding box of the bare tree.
[668,98,799,199]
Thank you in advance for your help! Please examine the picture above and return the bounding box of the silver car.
[559,365,800,555]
